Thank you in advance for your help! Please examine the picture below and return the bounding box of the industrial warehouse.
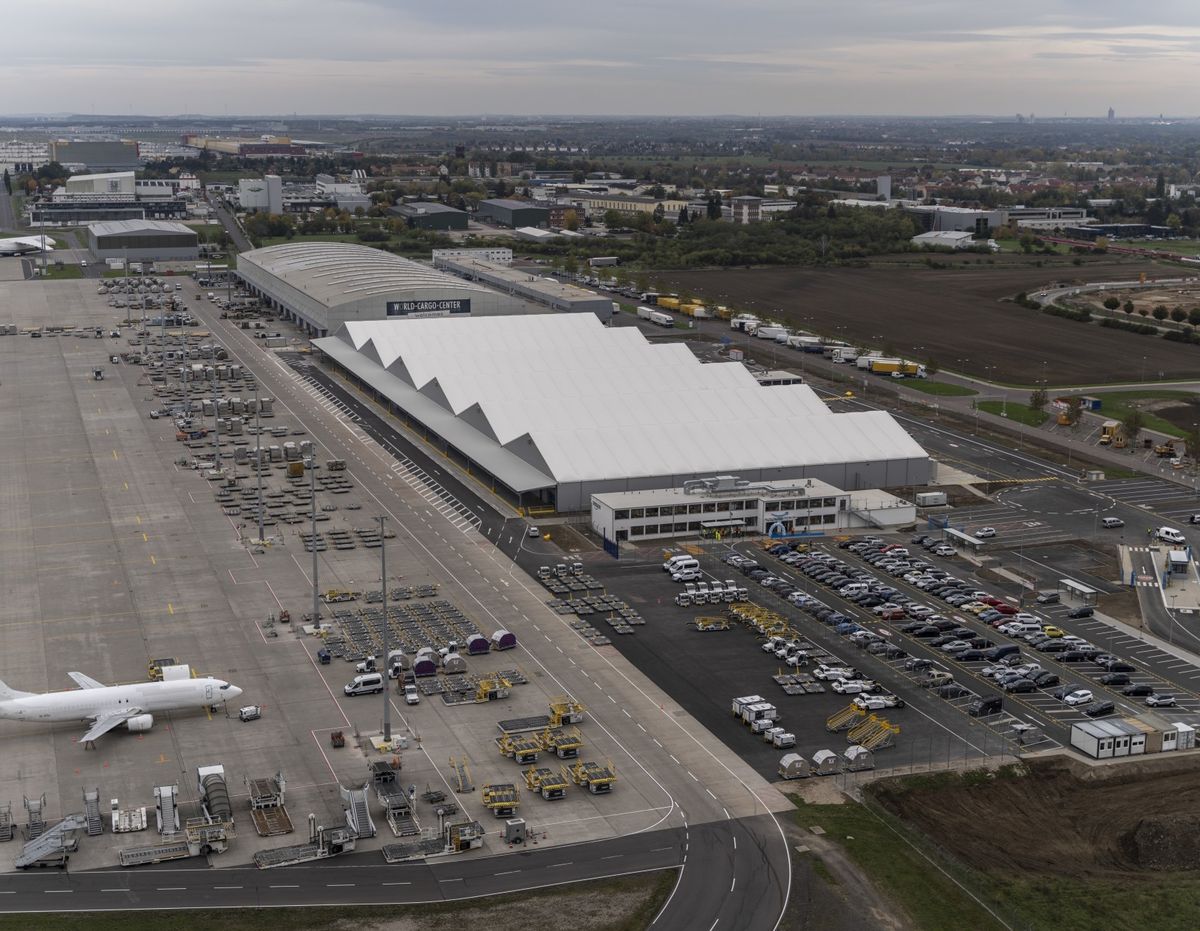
[236,242,527,336]
[312,314,930,511]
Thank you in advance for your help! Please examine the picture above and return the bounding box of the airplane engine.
[125,714,154,733]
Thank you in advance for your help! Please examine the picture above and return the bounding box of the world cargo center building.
[236,242,528,337]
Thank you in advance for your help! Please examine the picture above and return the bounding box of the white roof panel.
[315,315,926,485]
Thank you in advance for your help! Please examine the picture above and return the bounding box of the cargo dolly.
[524,766,569,800]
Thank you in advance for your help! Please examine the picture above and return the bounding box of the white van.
[663,554,696,572]
[669,558,700,577]
[344,672,385,696]
[1100,517,1124,529]
[1157,527,1187,545]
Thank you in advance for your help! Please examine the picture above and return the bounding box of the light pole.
[211,343,220,468]
[378,514,391,743]
[254,385,264,544]
[309,457,320,631]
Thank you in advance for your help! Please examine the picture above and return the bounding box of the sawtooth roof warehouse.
[312,314,931,513]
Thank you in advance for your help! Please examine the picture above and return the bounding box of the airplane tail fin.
[0,679,33,700]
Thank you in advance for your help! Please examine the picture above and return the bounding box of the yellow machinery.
[480,783,520,818]
[147,657,179,681]
[1154,444,1177,458]
[565,760,616,795]
[496,733,541,765]
[475,676,512,703]
[321,589,358,603]
[524,766,569,800]
[449,756,474,793]
[693,616,730,631]
[548,696,586,726]
[847,715,899,750]
[827,704,865,733]
[537,725,584,760]
[1098,421,1120,446]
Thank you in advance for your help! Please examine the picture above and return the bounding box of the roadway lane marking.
[326,883,355,887]
[157,887,186,891]
[213,885,243,890]
[381,881,412,886]
[706,789,717,800]
[650,846,673,852]
[730,876,736,893]
[622,708,631,718]
[733,834,737,848]
[44,890,72,894]
[637,723,646,732]
[601,854,622,860]
[687,771,698,782]
[670,755,680,764]
[652,738,662,747]
[100,889,126,893]
[494,870,521,876]
[547,861,573,868]
[269,884,299,889]
[439,877,464,883]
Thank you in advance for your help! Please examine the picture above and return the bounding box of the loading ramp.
[83,788,103,837]
[247,773,293,837]
[15,814,85,869]
[341,784,376,839]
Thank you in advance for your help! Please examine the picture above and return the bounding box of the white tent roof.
[317,315,926,486]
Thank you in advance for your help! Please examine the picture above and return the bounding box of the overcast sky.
[4,0,1199,117]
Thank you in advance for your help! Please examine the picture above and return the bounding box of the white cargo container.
[636,305,655,321]
[648,310,674,328]
[755,325,787,340]
[915,491,948,507]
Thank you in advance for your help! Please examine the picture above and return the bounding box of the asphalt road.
[0,192,17,231]
[209,198,253,254]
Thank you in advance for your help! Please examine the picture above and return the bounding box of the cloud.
[0,2,1198,115]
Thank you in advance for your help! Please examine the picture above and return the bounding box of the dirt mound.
[871,758,1200,878]
[1121,816,1200,871]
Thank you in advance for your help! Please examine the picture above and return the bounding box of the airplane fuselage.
[0,677,235,723]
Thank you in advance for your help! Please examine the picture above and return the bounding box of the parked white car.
[1064,689,1094,706]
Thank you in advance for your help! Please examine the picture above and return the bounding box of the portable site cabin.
[466,634,490,656]
[491,629,517,651]
[442,653,467,674]
[778,754,810,779]
[812,749,843,776]
[844,745,875,772]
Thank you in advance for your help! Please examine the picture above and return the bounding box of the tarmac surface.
[0,276,792,930]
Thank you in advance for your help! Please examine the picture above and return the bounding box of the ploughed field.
[662,262,1200,385]
[873,758,1200,876]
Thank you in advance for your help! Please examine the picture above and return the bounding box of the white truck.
[636,305,656,321]
[831,347,860,363]
[787,335,822,352]
[730,314,760,331]
[648,310,674,328]
[756,325,788,341]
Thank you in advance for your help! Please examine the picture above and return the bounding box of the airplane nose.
[228,685,243,699]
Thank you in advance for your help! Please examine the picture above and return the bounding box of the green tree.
[1185,425,1200,460]
[1124,300,1135,315]
[1153,305,1169,320]
[1139,307,1151,317]
[1171,306,1188,323]
[1029,387,1048,412]
[923,357,940,375]
[1103,296,1120,310]
[1121,408,1145,447]
[1065,396,1083,427]
[1,169,9,196]
[602,209,623,229]
[562,209,580,232]
[562,253,578,277]
[706,191,723,220]
[1188,307,1200,326]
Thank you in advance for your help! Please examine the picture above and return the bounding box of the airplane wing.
[68,672,106,690]
[80,709,142,744]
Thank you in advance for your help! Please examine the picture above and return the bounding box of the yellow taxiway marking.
[136,515,141,525]
[142,532,148,542]
[124,481,129,491]
[112,450,118,460]
[156,754,170,765]
[150,555,156,566]
[167,603,174,615]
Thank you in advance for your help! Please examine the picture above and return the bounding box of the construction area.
[0,276,787,880]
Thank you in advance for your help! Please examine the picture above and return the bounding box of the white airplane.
[0,234,55,256]
[0,673,243,743]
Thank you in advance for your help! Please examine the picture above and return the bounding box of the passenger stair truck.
[1099,421,1121,446]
